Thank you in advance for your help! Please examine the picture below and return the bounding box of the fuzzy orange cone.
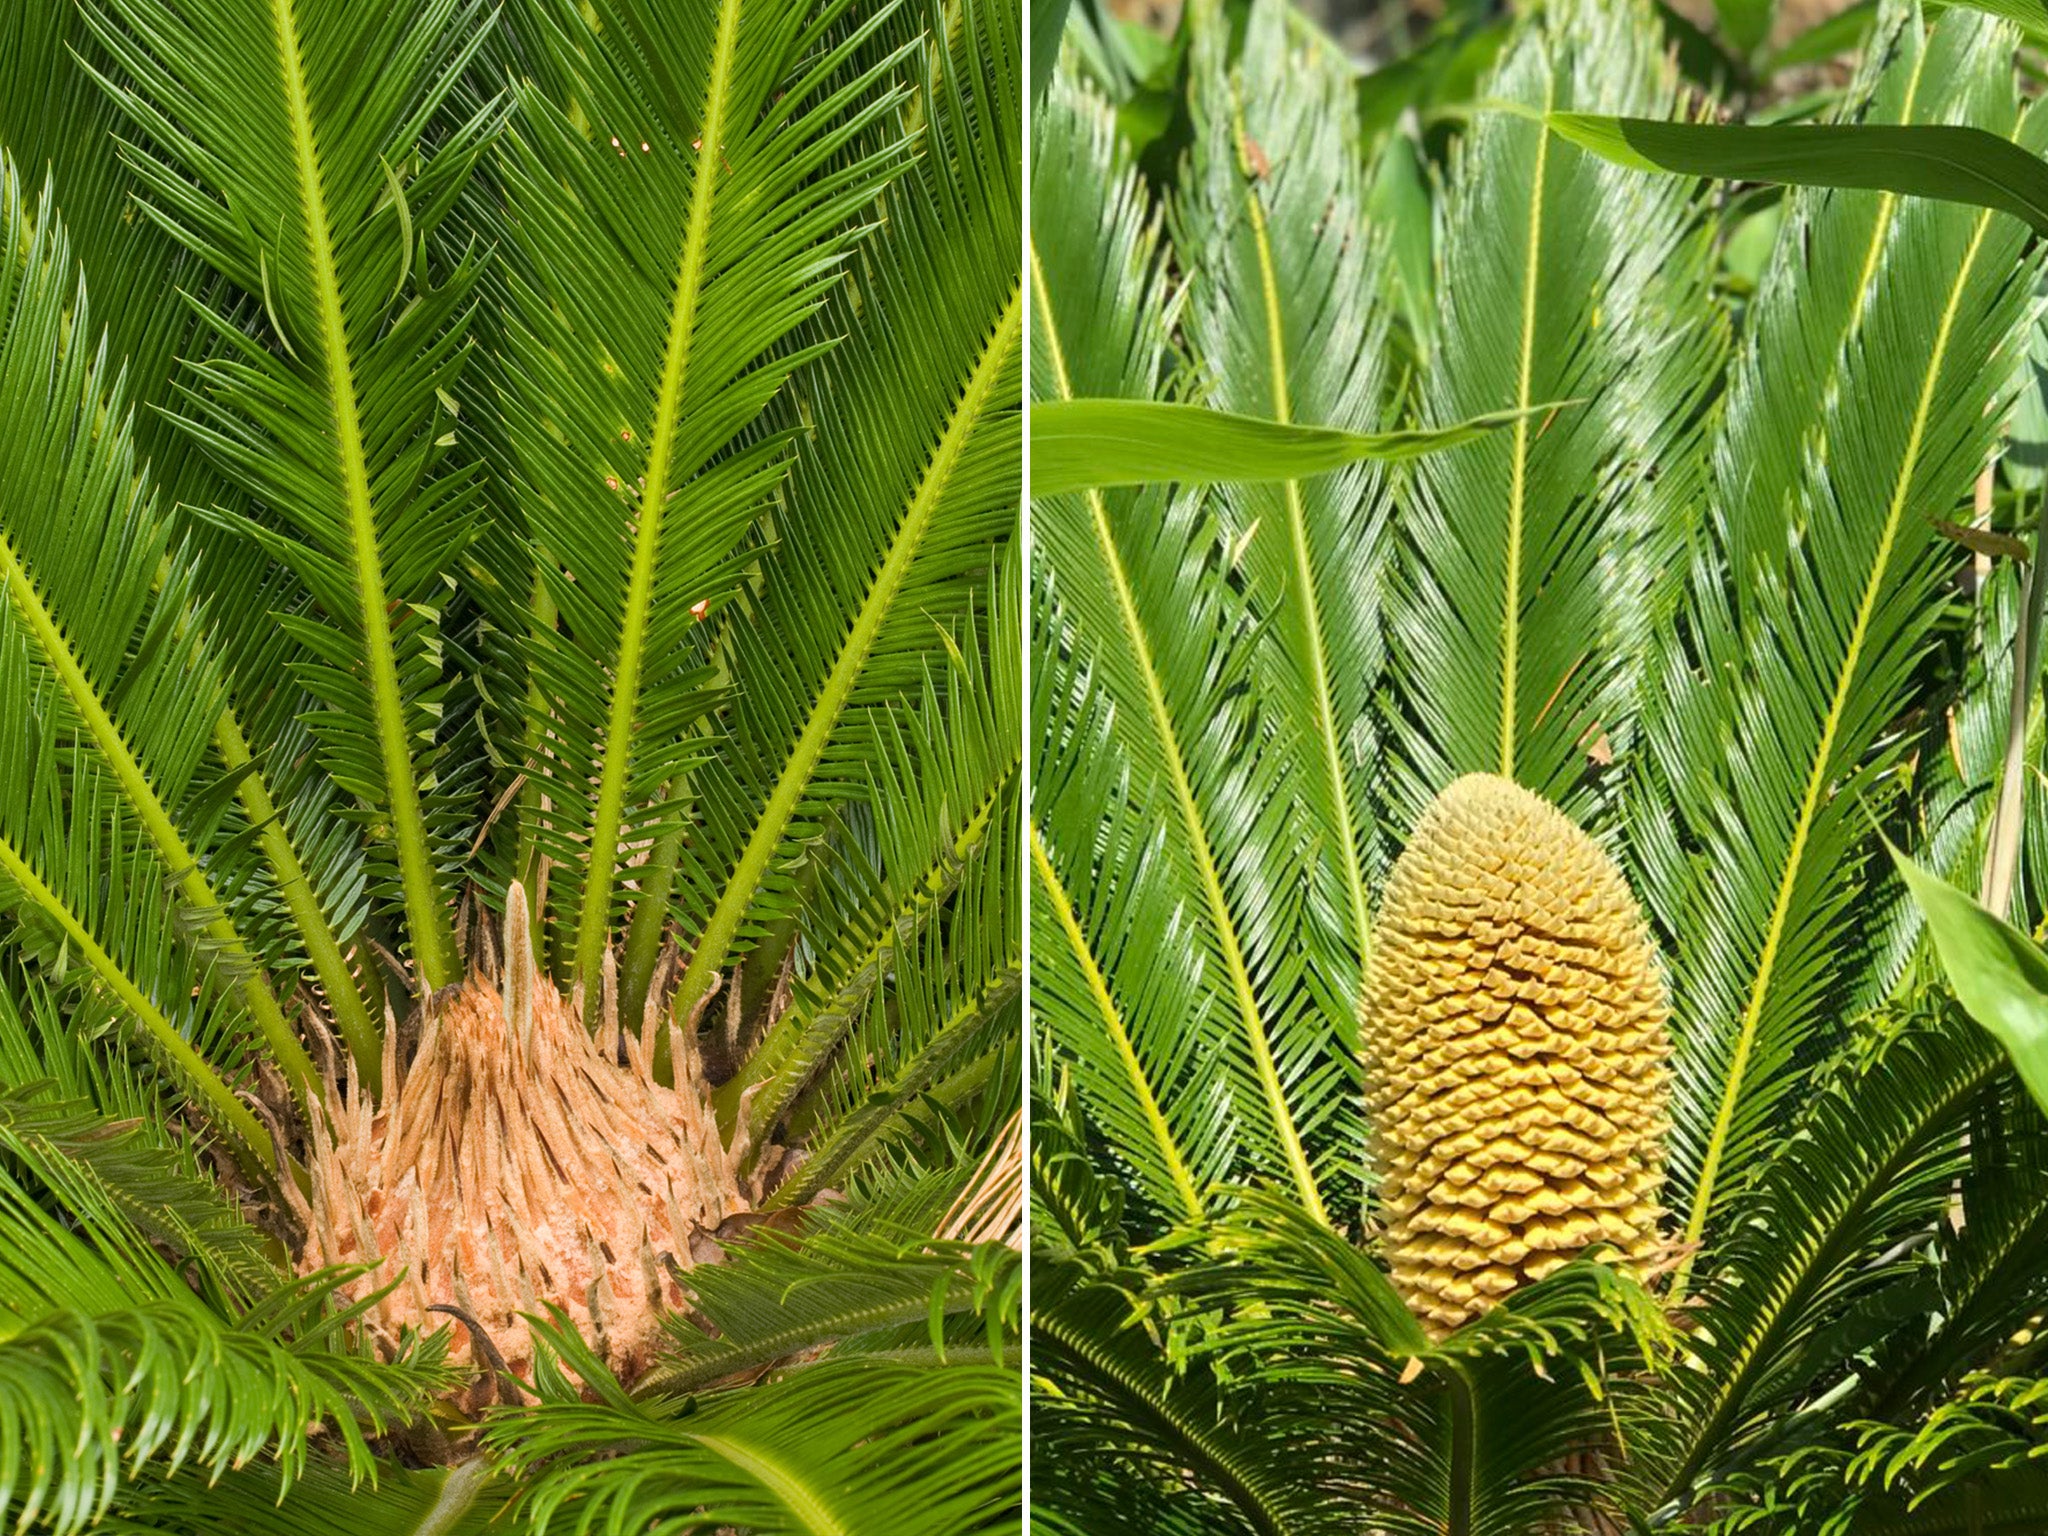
[286,885,751,1404]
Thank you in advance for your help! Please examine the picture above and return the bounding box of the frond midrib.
[210,698,379,1090]
[776,958,1022,1203]
[0,834,272,1167]
[0,527,317,1102]
[676,280,1027,1039]
[1683,191,2000,1252]
[153,543,377,1088]
[573,0,743,1001]
[266,0,455,989]
[1661,1047,1998,1508]
[648,1293,946,1395]
[1498,68,1553,778]
[1029,232,1326,1224]
[1035,1300,1297,1536]
[734,766,1013,1134]
[684,1431,850,1536]
[1678,35,1935,1244]
[410,1457,490,1536]
[1233,90,1373,987]
[1030,823,1205,1222]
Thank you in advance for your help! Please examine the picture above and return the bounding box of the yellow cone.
[1364,774,1669,1334]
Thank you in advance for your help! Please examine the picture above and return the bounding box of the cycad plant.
[1030,0,2048,1530]
[0,0,1020,1529]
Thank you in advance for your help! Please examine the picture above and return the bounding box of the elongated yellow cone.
[1364,774,1669,1334]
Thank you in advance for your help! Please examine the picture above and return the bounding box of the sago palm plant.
[1029,0,2048,1530]
[0,0,1021,1529]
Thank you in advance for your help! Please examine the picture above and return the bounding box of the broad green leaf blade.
[1891,845,2048,1117]
[1936,0,2048,49]
[1714,0,1775,57]
[1766,0,1875,71]
[1029,398,1538,497]
[1548,114,2048,233]
[1031,0,1073,101]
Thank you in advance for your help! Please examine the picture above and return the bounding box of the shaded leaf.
[1548,113,2048,233]
[1891,843,2048,1118]
[1029,398,1540,498]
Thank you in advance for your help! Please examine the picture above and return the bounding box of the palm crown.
[1031,0,2048,1530]
[0,0,1021,1529]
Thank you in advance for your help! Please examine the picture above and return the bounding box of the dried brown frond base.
[283,887,755,1410]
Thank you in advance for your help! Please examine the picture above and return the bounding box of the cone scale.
[1364,774,1670,1335]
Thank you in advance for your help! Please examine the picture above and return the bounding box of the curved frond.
[83,0,504,986]
[1030,64,1333,1221]
[1391,0,1721,818]
[1648,11,2042,1242]
[105,1460,509,1536]
[674,0,1022,1048]
[643,1221,1019,1395]
[0,156,323,1102]
[0,1164,452,1536]
[1172,0,1397,1003]
[496,0,920,1002]
[491,1328,1019,1536]
[1636,1013,1999,1517]
[730,572,1021,1169]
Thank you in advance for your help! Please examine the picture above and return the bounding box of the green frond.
[0,0,1024,1524]
[1172,0,1396,1007]
[1706,1456,2048,1536]
[490,1325,1020,1536]
[1152,1192,1655,1535]
[0,1163,452,1536]
[672,0,1022,1050]
[83,0,504,987]
[1635,1012,2000,1518]
[1839,1080,2048,1430]
[0,154,323,1106]
[1391,0,1722,818]
[105,1460,510,1536]
[1028,1067,1137,1270]
[495,0,922,1003]
[0,738,271,1166]
[1645,10,2042,1244]
[1031,1260,1340,1536]
[0,12,375,1071]
[0,3,198,479]
[1030,65,1338,1223]
[728,571,1021,1168]
[0,1082,274,1306]
[642,1220,1020,1395]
